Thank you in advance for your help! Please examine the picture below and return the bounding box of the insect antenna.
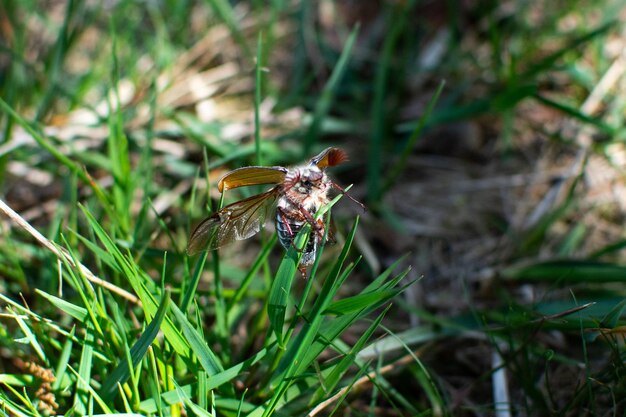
[331,182,367,212]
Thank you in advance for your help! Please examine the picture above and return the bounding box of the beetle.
[187,147,364,274]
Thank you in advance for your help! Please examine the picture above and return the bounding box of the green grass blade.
[139,344,273,414]
[36,289,88,322]
[204,344,273,391]
[533,93,615,135]
[382,80,445,195]
[255,32,263,166]
[107,101,133,235]
[100,289,171,402]
[303,26,359,156]
[52,326,75,391]
[362,254,410,292]
[228,233,278,311]
[139,384,193,414]
[375,324,447,415]
[369,3,413,202]
[79,204,191,356]
[205,0,252,58]
[173,378,215,417]
[311,305,391,405]
[34,0,79,121]
[181,252,208,313]
[10,308,46,363]
[74,324,95,415]
[358,326,445,360]
[73,231,121,273]
[171,303,225,375]
[501,260,626,283]
[590,238,626,259]
[262,219,361,416]
[521,21,615,80]
[300,265,412,374]
[278,216,360,375]
[67,363,113,414]
[268,226,308,345]
[58,234,106,336]
[599,298,626,329]
[323,289,400,315]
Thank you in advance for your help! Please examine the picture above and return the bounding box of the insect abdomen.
[275,214,317,266]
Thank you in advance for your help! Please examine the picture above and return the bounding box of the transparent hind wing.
[187,188,280,255]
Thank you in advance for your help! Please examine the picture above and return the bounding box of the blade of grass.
[323,289,400,315]
[599,298,626,329]
[289,212,335,337]
[228,233,278,311]
[58,234,105,337]
[35,289,88,322]
[139,384,193,414]
[516,172,582,256]
[340,339,420,416]
[73,324,95,415]
[140,342,275,413]
[170,303,224,376]
[52,326,75,391]
[298,265,412,374]
[501,260,626,283]
[262,219,361,416]
[521,21,615,80]
[79,204,190,357]
[303,26,359,156]
[311,305,391,405]
[132,76,158,252]
[590,238,626,259]
[107,19,134,235]
[34,0,79,121]
[74,232,120,273]
[268,225,308,346]
[310,362,371,417]
[9,308,46,363]
[255,32,263,166]
[147,346,164,417]
[358,326,444,360]
[172,378,214,417]
[369,2,414,203]
[205,0,252,59]
[100,289,171,402]
[382,80,445,194]
[533,93,615,135]
[381,324,446,415]
[68,364,113,414]
[181,251,208,313]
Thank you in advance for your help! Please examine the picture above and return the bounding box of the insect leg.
[277,207,307,253]
[283,196,325,242]
[298,265,308,279]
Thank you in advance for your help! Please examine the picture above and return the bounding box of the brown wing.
[218,166,288,192]
[187,188,280,255]
[309,147,348,169]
